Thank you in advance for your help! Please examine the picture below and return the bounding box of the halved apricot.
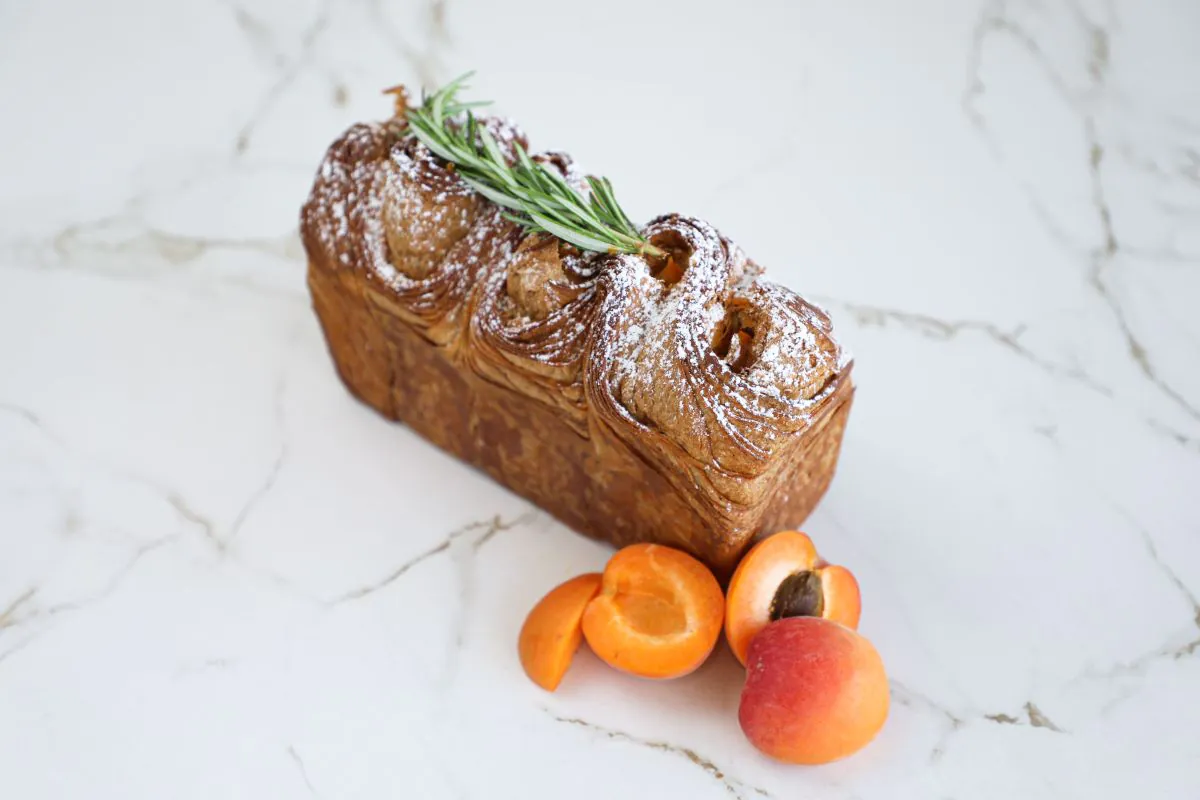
[725,531,861,666]
[518,573,603,691]
[581,544,724,679]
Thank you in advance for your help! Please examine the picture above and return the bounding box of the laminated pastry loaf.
[300,105,854,575]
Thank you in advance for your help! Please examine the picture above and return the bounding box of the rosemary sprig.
[403,72,663,259]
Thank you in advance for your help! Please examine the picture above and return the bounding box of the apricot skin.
[518,573,603,691]
[738,617,889,765]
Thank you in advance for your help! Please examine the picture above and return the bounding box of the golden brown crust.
[300,114,854,575]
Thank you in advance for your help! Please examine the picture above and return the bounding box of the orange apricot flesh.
[725,531,862,666]
[581,544,724,680]
[518,573,603,691]
[739,616,889,765]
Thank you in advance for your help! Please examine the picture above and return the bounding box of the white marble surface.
[2,0,1198,797]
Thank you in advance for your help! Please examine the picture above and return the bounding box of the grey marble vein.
[230,0,335,156]
[548,712,774,800]
[288,745,321,798]
[984,702,1065,733]
[0,535,176,638]
[330,513,531,605]
[0,588,38,631]
[225,374,292,550]
[819,297,1115,397]
[364,0,451,90]
[961,0,1200,457]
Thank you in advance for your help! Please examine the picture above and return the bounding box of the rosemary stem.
[403,73,657,260]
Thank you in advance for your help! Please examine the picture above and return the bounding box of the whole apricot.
[738,617,889,765]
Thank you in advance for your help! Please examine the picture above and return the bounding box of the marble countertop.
[2,0,1198,797]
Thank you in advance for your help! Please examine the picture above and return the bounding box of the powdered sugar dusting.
[589,215,850,490]
[300,115,852,496]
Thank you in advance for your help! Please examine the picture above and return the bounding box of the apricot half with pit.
[739,616,889,765]
[724,531,861,666]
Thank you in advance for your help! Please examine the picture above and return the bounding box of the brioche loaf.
[300,108,854,574]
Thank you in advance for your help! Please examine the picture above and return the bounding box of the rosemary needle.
[403,72,664,259]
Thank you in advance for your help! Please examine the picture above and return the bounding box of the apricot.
[581,544,724,679]
[518,572,602,691]
[725,531,861,666]
[739,616,889,765]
